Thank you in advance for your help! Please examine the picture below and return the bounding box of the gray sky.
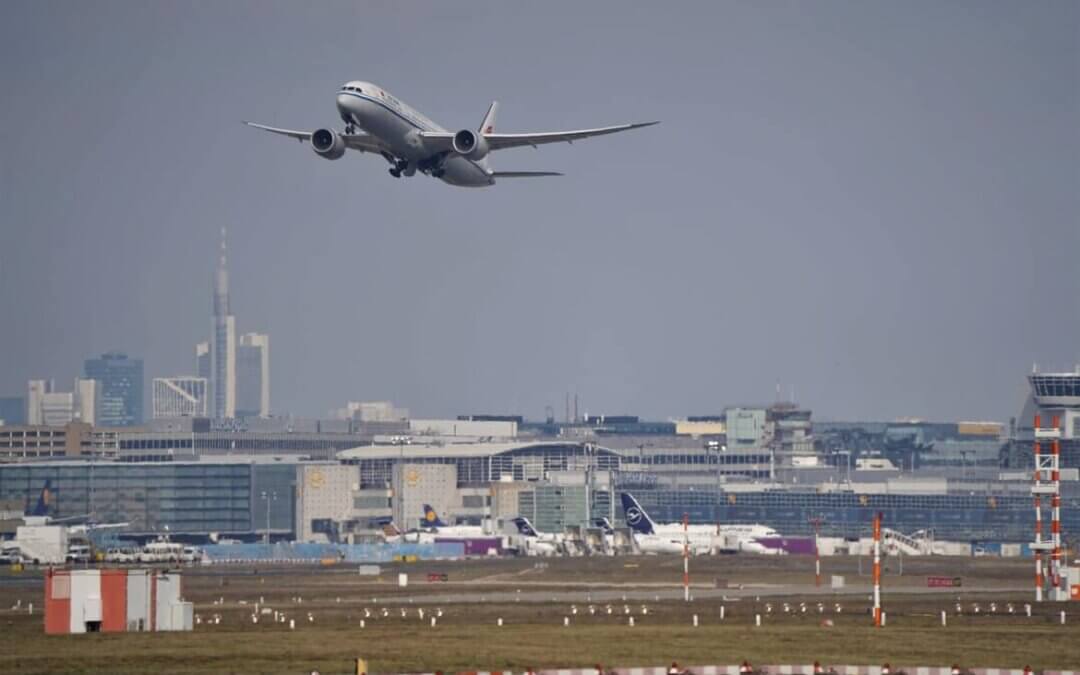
[1,1,1077,423]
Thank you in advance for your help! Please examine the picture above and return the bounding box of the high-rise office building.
[153,377,209,418]
[75,379,98,426]
[27,380,48,425]
[195,342,210,381]
[0,397,24,426]
[210,229,236,419]
[83,352,144,427]
[27,379,97,426]
[237,333,270,418]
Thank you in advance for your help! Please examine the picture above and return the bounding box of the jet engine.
[451,129,490,161]
[311,128,346,160]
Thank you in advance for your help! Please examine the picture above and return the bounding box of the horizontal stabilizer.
[490,171,563,178]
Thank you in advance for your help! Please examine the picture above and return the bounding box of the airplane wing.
[491,171,563,178]
[485,121,659,150]
[243,122,389,154]
[420,121,658,152]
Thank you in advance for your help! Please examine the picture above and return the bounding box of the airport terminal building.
[1,371,1078,546]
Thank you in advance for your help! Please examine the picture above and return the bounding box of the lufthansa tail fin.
[592,517,614,534]
[479,101,498,134]
[421,504,447,528]
[31,480,52,517]
[620,492,657,535]
[512,516,539,537]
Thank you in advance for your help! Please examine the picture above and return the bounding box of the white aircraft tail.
[479,101,498,134]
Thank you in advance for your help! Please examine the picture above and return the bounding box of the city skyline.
[0,2,1077,423]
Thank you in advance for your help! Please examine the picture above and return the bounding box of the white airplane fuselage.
[336,81,494,188]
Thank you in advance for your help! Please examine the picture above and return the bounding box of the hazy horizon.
[1,1,1077,424]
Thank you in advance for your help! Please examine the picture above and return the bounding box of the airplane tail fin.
[512,516,538,537]
[31,480,52,517]
[479,101,498,134]
[422,504,446,528]
[380,520,401,537]
[620,492,656,535]
[592,517,614,534]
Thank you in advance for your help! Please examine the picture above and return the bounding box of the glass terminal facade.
[0,462,296,539]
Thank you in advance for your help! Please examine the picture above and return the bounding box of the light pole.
[261,490,277,545]
[809,516,824,587]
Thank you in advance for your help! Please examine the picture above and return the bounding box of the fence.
[201,542,465,564]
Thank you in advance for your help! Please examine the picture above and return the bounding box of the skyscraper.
[27,380,47,425]
[210,229,236,419]
[237,333,270,418]
[27,379,97,426]
[195,342,210,381]
[83,352,144,427]
[0,397,25,425]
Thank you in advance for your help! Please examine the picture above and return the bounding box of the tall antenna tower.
[1031,413,1066,601]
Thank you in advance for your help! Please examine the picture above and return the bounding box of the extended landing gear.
[389,159,412,178]
[344,123,356,135]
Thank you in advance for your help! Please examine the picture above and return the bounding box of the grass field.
[2,556,1077,674]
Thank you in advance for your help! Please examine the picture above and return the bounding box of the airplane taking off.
[245,80,658,187]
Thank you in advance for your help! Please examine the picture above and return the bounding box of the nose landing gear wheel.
[389,167,402,178]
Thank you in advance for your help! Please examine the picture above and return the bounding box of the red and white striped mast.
[682,512,690,603]
[1050,415,1063,599]
[1033,413,1044,602]
[872,511,882,628]
[1031,414,1063,600]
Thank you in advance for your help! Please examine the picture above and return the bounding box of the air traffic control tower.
[1015,369,1080,468]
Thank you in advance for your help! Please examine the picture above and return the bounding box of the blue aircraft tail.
[620,492,656,535]
[30,480,52,517]
[512,516,538,537]
[421,504,447,528]
[592,517,614,534]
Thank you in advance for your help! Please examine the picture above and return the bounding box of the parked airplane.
[245,80,657,187]
[620,493,782,555]
[378,521,435,545]
[419,504,487,537]
[21,480,129,534]
[510,517,561,556]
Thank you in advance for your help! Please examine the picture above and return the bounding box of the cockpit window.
[343,86,362,93]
